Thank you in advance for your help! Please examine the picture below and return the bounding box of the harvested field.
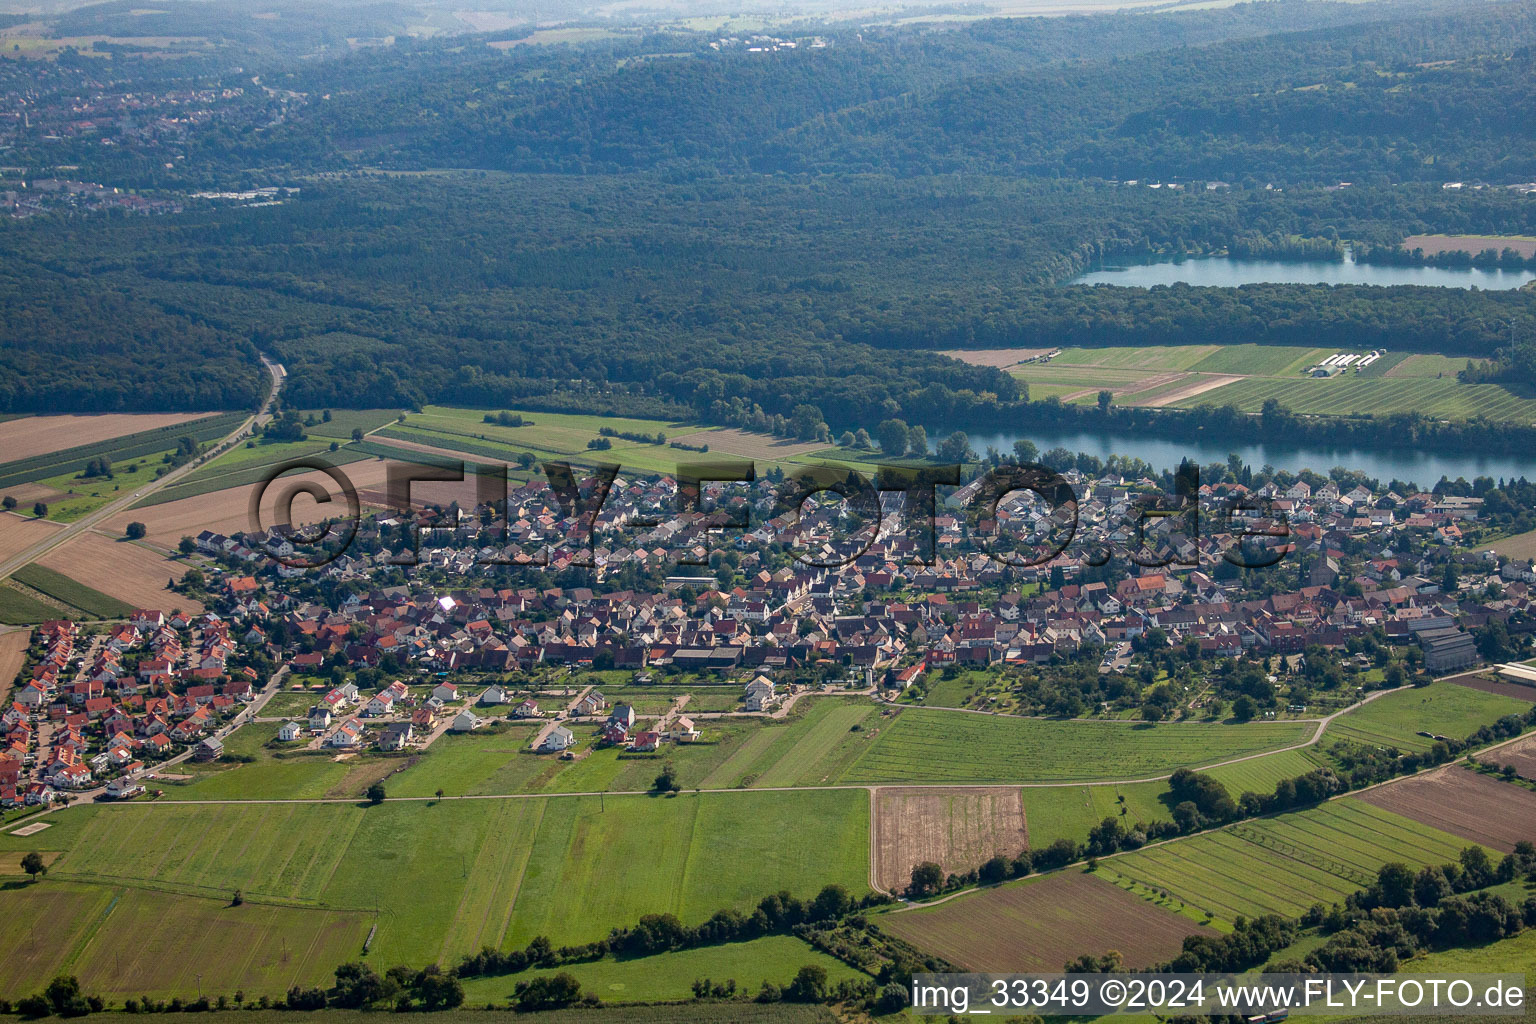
[1137,373,1243,407]
[0,850,60,873]
[0,628,27,704]
[873,787,1028,893]
[1487,734,1536,781]
[1354,765,1536,853]
[38,532,203,614]
[941,348,1051,368]
[0,413,207,463]
[1449,673,1536,703]
[879,869,1214,971]
[1476,528,1536,559]
[0,512,64,562]
[106,460,395,548]
[0,482,69,505]
[1401,234,1536,259]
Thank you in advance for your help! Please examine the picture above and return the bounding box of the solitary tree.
[435,788,445,802]
[178,536,197,556]
[909,861,944,897]
[21,851,46,882]
[1,495,15,510]
[32,502,47,519]
[366,782,386,805]
[125,522,147,540]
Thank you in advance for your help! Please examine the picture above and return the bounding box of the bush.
[16,995,50,1018]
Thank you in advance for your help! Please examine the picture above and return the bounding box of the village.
[3,458,1532,811]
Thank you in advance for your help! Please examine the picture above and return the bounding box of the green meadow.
[0,790,870,967]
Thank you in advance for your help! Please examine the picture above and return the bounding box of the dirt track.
[1137,373,1244,407]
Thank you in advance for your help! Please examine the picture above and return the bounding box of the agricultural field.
[0,413,245,492]
[104,457,397,549]
[1487,733,1536,780]
[299,409,403,441]
[139,439,375,508]
[1022,780,1179,847]
[1203,747,1325,796]
[0,627,27,702]
[1323,681,1530,753]
[1353,765,1536,852]
[1173,374,1536,421]
[457,935,864,1006]
[0,413,209,464]
[11,564,134,619]
[0,511,63,564]
[383,406,837,478]
[37,531,204,613]
[0,878,367,1001]
[872,787,1029,892]
[879,869,1215,971]
[1105,798,1481,923]
[997,343,1536,423]
[1448,674,1536,703]
[43,1009,837,1024]
[0,582,65,625]
[1476,527,1536,560]
[0,881,120,999]
[1400,234,1536,259]
[838,709,1311,784]
[0,792,870,967]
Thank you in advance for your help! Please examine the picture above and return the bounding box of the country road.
[0,357,285,584]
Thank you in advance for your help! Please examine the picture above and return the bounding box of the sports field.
[1,790,870,966]
[1323,682,1530,753]
[838,709,1312,784]
[1105,798,1481,923]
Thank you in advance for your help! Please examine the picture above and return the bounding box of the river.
[1071,253,1536,289]
[957,427,1535,487]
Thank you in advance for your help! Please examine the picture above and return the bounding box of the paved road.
[0,358,285,584]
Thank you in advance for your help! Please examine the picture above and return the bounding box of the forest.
[3,171,1535,444]
[2,0,1536,446]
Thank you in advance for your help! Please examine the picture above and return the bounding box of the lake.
[1071,253,1536,289]
[957,427,1536,487]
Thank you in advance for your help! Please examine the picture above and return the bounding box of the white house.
[539,726,575,753]
[326,718,363,748]
[431,682,460,703]
[744,676,776,712]
[277,720,302,742]
[450,709,484,732]
[479,684,510,705]
[309,705,332,731]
